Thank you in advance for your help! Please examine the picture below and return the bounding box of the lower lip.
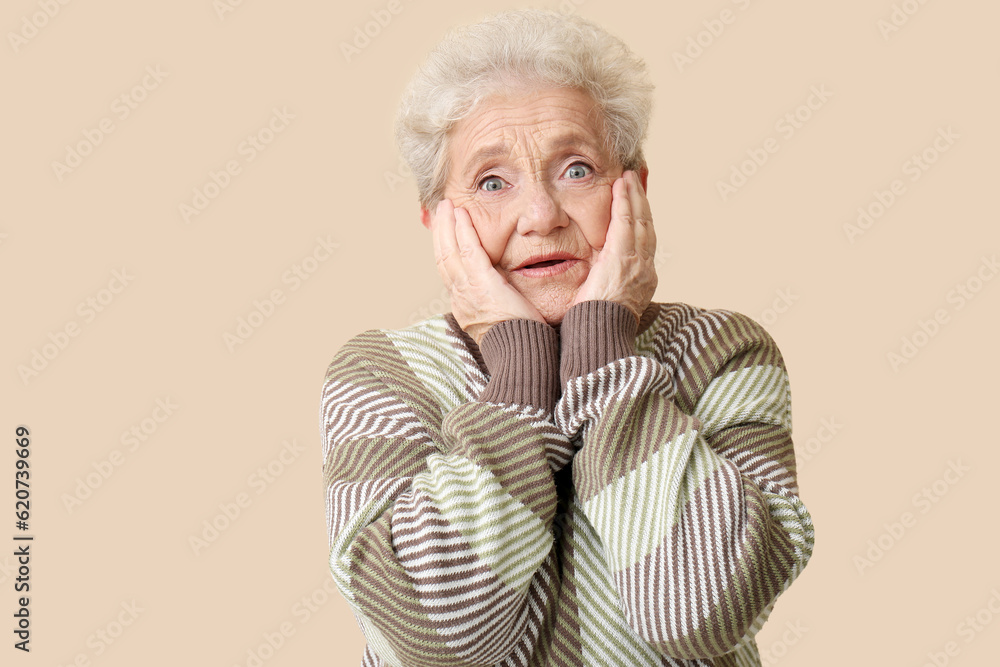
[512,259,580,278]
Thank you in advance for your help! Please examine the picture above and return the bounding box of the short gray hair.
[394,9,654,210]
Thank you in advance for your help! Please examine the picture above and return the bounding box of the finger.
[628,172,654,260]
[645,217,657,259]
[453,207,494,284]
[430,199,447,262]
[432,199,461,287]
[644,195,657,260]
[630,170,653,224]
[610,172,635,257]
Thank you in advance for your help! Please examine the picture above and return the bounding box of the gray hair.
[394,9,654,210]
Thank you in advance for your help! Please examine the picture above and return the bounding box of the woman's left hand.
[570,170,658,321]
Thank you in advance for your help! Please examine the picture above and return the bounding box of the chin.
[540,309,567,326]
[528,290,578,326]
[511,264,589,326]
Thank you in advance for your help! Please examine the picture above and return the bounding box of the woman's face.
[422,86,643,324]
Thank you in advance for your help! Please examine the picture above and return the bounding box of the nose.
[515,181,568,237]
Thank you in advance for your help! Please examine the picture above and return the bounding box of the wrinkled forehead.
[447,88,611,175]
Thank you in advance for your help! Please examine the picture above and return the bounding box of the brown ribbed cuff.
[559,300,637,386]
[478,319,559,411]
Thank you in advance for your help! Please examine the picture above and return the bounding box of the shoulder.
[642,302,787,411]
[323,313,452,379]
[321,313,482,411]
[642,301,781,357]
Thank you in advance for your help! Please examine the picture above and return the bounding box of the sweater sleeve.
[320,319,571,667]
[553,300,814,660]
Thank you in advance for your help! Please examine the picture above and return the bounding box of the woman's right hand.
[431,199,546,345]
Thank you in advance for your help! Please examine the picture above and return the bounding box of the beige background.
[3,0,998,664]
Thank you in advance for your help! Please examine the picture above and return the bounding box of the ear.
[638,165,649,192]
[420,207,431,229]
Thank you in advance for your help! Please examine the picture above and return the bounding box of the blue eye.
[479,176,505,192]
[565,163,591,179]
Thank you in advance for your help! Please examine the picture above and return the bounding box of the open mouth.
[512,256,580,277]
[523,259,566,269]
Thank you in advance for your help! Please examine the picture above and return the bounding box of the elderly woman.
[320,9,813,667]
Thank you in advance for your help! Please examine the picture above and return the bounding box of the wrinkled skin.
[421,87,657,344]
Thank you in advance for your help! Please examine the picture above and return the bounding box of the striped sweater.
[320,299,814,666]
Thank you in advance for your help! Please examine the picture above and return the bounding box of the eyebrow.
[461,132,603,176]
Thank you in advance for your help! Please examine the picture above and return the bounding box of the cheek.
[461,202,507,264]
[565,185,613,249]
